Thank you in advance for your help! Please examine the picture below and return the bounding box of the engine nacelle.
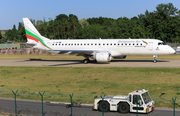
[93,52,111,62]
[113,55,127,59]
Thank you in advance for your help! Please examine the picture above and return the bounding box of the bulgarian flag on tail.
[25,29,51,49]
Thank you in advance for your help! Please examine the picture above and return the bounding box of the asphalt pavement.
[0,98,180,116]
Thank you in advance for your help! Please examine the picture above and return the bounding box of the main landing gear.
[83,59,90,64]
[153,55,158,63]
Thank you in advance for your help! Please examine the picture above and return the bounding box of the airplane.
[23,18,176,63]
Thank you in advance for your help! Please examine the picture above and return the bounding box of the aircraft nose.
[170,48,176,54]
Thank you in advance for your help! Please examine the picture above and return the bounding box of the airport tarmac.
[0,59,179,67]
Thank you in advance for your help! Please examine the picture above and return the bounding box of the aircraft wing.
[55,50,94,56]
[20,43,36,48]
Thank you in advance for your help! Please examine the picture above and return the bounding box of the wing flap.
[54,50,94,56]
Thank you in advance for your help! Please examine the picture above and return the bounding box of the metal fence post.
[172,97,177,116]
[136,96,140,116]
[101,95,105,116]
[12,90,18,116]
[39,91,45,116]
[69,93,74,116]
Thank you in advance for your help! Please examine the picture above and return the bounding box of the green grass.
[0,67,180,108]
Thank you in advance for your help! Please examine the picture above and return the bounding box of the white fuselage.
[36,39,175,56]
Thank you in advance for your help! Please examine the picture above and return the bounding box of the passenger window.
[114,43,116,45]
[95,44,97,45]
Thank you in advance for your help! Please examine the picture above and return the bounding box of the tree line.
[2,3,180,43]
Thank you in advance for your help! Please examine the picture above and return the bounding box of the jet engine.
[93,52,111,62]
[113,55,127,59]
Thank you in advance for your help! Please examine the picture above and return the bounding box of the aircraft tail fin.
[23,18,50,50]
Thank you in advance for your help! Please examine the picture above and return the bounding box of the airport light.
[12,89,18,116]
[39,91,45,116]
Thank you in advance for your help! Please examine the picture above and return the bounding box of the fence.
[0,88,179,104]
[166,43,180,48]
[0,106,98,116]
[0,88,179,116]
[0,48,57,55]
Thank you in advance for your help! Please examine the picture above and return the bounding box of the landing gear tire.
[98,101,109,112]
[154,59,157,63]
[83,59,90,64]
[153,55,158,63]
[118,103,130,113]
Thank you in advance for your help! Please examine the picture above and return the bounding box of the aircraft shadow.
[24,59,170,63]
[111,59,169,63]
[28,59,83,63]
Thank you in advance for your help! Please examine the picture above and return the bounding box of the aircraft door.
[149,42,153,51]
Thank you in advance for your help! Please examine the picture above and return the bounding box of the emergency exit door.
[149,42,153,51]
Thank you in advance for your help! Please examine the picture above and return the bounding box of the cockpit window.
[158,42,167,45]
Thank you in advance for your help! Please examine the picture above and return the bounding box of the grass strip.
[0,67,180,108]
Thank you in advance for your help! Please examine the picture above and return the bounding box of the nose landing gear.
[153,55,158,63]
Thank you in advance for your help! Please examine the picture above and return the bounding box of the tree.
[18,22,26,42]
[0,31,2,40]
[5,30,13,41]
